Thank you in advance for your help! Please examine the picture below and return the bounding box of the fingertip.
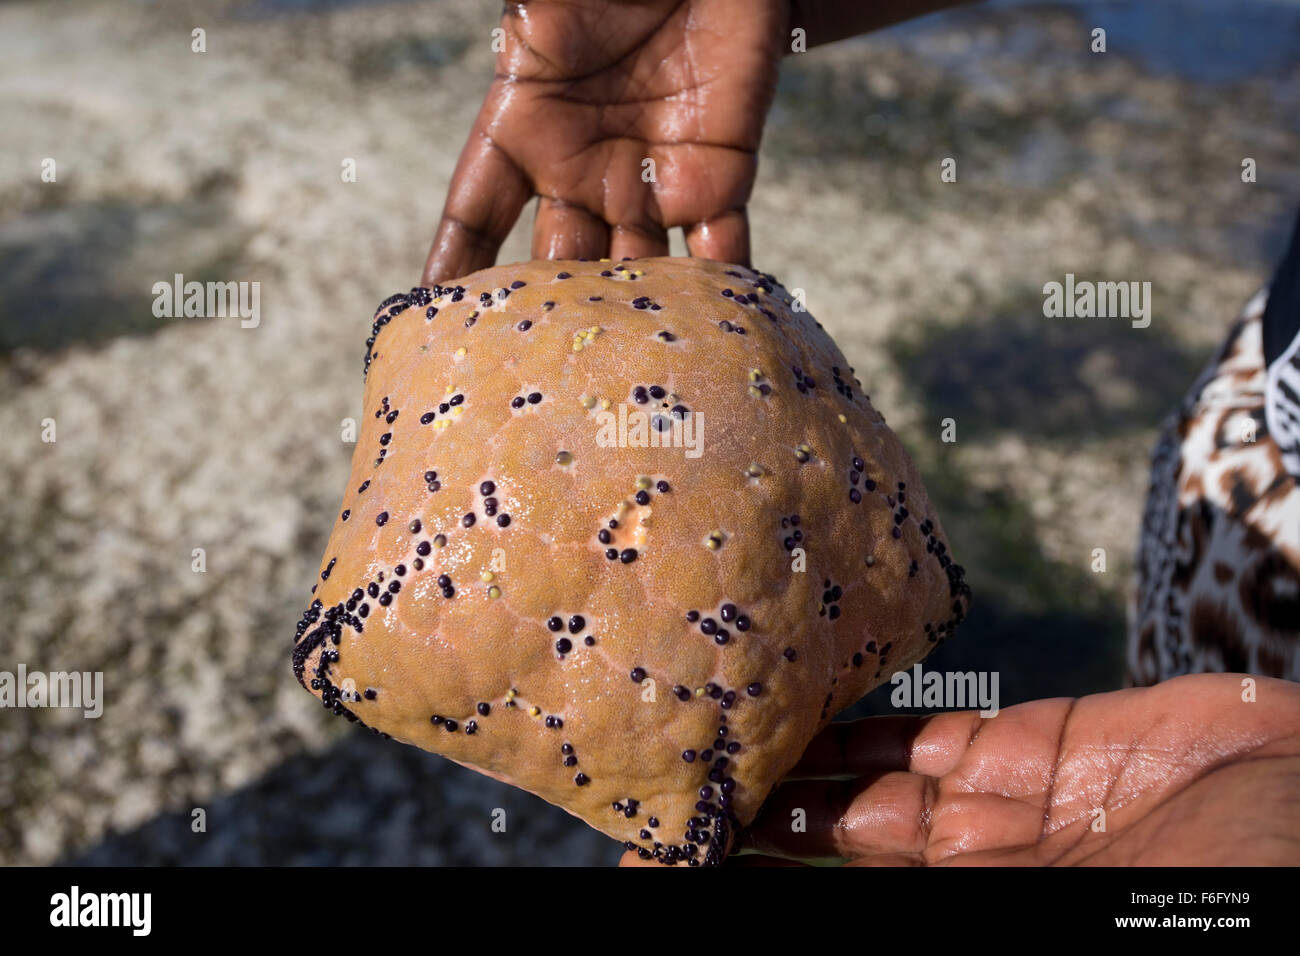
[532,198,611,262]
[684,209,751,268]
[422,218,500,287]
[784,714,926,780]
[609,221,670,261]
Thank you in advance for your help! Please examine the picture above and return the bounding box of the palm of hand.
[423,0,790,284]
[619,674,1300,866]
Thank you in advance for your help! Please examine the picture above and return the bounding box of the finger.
[532,196,610,261]
[683,208,750,266]
[784,714,929,780]
[422,128,533,286]
[788,706,1023,781]
[610,220,670,261]
[600,145,669,260]
[739,771,935,861]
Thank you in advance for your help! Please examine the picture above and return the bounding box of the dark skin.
[426,1,1300,867]
[618,674,1300,866]
[422,0,786,282]
[421,0,965,283]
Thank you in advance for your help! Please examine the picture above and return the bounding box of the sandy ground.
[0,0,1297,865]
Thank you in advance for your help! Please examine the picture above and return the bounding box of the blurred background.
[0,0,1297,865]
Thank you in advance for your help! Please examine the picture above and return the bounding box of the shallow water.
[892,0,1300,85]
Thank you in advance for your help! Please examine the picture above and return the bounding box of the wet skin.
[619,674,1300,865]
[422,0,968,284]
[422,0,788,282]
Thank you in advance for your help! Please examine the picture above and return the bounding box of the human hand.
[619,673,1300,865]
[421,0,790,284]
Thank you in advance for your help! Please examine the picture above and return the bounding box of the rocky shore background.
[1,0,1297,864]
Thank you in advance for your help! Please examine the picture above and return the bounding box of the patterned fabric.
[1264,209,1300,480]
[1265,312,1300,479]
[1128,287,1300,685]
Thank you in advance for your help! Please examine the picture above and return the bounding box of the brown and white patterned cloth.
[1128,211,1300,685]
